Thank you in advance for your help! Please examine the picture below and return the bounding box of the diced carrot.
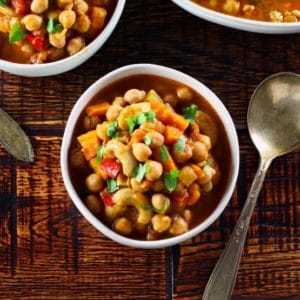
[86,102,110,117]
[188,163,205,180]
[165,126,183,145]
[77,130,100,160]
[153,146,177,171]
[150,102,189,131]
[129,128,146,146]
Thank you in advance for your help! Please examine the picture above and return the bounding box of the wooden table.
[0,1,299,299]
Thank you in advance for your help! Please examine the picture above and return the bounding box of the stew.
[69,75,232,240]
[0,0,116,63]
[192,0,300,22]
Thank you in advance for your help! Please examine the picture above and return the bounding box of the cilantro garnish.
[107,121,119,138]
[126,111,155,133]
[9,23,25,44]
[47,17,63,34]
[144,135,152,146]
[106,179,119,193]
[134,163,149,183]
[0,0,9,7]
[174,136,187,152]
[159,145,169,163]
[140,204,153,211]
[96,145,105,164]
[183,104,198,123]
[163,170,179,192]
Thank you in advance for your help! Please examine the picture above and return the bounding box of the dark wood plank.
[0,0,299,298]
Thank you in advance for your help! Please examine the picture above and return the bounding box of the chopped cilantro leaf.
[47,17,63,34]
[9,23,25,44]
[144,135,152,146]
[134,163,149,183]
[183,104,198,123]
[107,121,119,138]
[96,145,105,164]
[107,179,119,193]
[0,0,9,7]
[144,111,155,122]
[126,111,155,133]
[140,204,153,211]
[160,145,169,163]
[163,170,179,192]
[174,135,187,152]
[126,116,137,133]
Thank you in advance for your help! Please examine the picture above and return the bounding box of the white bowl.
[61,63,240,249]
[172,0,300,34]
[0,0,126,77]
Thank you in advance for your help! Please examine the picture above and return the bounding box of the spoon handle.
[202,158,272,300]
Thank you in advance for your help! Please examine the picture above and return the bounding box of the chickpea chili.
[69,75,232,240]
[0,0,117,63]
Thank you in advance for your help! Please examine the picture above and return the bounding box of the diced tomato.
[11,0,30,15]
[26,34,46,51]
[100,189,114,207]
[100,158,121,178]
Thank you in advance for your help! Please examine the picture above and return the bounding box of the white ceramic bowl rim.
[171,0,300,34]
[0,0,126,75]
[61,63,240,249]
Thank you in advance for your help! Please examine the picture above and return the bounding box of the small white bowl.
[61,64,240,249]
[172,0,300,34]
[0,0,126,77]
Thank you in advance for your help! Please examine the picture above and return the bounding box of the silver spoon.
[203,72,300,300]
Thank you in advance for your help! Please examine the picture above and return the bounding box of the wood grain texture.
[0,0,300,299]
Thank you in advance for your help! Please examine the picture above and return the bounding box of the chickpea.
[56,0,73,9]
[163,93,178,108]
[140,120,165,134]
[74,0,88,15]
[85,173,103,193]
[198,134,211,150]
[83,115,100,131]
[105,205,126,222]
[59,10,76,29]
[73,15,91,33]
[183,209,192,222]
[112,96,126,107]
[85,194,101,214]
[49,28,67,48]
[21,43,34,56]
[144,131,164,148]
[202,181,213,193]
[106,104,123,122]
[145,160,163,181]
[192,141,208,163]
[47,9,61,20]
[31,0,49,14]
[130,178,151,193]
[151,194,170,213]
[132,143,152,162]
[172,142,193,163]
[113,217,133,236]
[176,86,193,101]
[67,36,85,56]
[70,148,85,167]
[197,166,216,185]
[124,89,146,104]
[169,216,188,236]
[151,214,171,233]
[22,14,43,31]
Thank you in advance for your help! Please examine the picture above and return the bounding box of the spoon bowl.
[248,72,300,159]
[203,72,300,300]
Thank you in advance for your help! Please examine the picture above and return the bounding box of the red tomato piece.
[100,158,121,178]
[100,189,114,207]
[11,0,30,15]
[171,189,189,208]
[26,34,46,51]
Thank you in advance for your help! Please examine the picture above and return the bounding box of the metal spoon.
[202,72,300,300]
[0,107,34,162]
